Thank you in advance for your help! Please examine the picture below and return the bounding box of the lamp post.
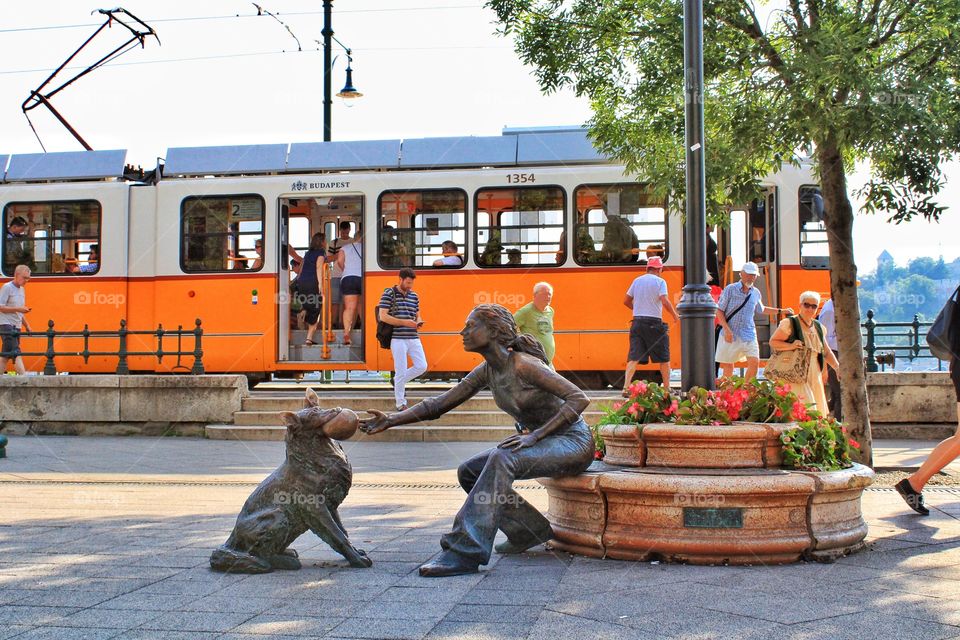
[676,0,717,391]
[322,0,362,142]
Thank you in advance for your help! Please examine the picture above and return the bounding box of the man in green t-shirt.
[513,282,555,365]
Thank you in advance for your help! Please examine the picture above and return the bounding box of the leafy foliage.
[781,413,859,471]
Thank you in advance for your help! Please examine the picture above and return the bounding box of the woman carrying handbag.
[767,291,840,415]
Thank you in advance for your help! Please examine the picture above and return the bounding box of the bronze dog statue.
[210,388,371,573]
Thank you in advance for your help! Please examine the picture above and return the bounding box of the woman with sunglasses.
[768,291,840,414]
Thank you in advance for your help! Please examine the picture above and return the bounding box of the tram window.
[573,184,666,266]
[475,187,565,267]
[799,185,829,269]
[377,190,466,269]
[180,195,265,273]
[2,201,101,276]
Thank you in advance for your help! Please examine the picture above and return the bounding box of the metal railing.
[0,319,204,375]
[862,309,943,372]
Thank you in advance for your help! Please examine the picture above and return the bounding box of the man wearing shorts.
[622,256,679,395]
[715,261,790,380]
[0,265,32,375]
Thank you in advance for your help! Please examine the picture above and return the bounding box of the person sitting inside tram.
[80,245,99,273]
[433,240,464,267]
[599,214,639,263]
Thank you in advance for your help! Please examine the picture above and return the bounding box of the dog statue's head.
[280,388,359,441]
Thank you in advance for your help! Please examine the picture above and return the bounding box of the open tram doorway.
[278,194,364,365]
[717,186,780,359]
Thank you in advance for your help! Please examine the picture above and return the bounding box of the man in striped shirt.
[378,268,427,410]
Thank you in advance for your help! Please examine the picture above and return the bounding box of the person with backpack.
[716,262,792,380]
[895,284,960,515]
[377,268,426,411]
[768,290,840,414]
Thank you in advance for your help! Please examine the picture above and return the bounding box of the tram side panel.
[149,181,275,375]
[1,182,131,373]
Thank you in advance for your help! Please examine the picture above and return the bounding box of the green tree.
[907,256,950,281]
[489,0,960,464]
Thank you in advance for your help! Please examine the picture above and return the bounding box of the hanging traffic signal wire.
[21,7,160,152]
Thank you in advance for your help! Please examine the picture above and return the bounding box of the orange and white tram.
[0,128,830,386]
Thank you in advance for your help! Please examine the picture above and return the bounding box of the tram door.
[278,195,364,364]
[718,187,780,358]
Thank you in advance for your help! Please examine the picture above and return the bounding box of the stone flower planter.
[598,423,646,467]
[597,421,791,470]
[542,421,873,566]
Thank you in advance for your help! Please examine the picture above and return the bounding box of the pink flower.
[710,420,721,426]
[663,400,679,417]
[792,401,810,422]
[630,381,648,396]
[848,438,860,449]
[613,402,623,411]
[626,403,640,417]
[775,385,790,397]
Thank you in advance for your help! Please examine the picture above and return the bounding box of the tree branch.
[867,0,919,49]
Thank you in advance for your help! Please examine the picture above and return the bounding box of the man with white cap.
[715,261,792,380]
[622,256,680,395]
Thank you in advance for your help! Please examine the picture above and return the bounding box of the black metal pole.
[677,0,717,391]
[322,0,333,141]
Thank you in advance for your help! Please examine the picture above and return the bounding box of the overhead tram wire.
[0,4,484,34]
[0,45,508,77]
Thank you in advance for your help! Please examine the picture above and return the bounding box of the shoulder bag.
[927,285,960,362]
[376,286,399,349]
[764,315,812,384]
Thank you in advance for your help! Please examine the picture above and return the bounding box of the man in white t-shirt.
[622,256,680,395]
[432,240,464,267]
[0,265,32,375]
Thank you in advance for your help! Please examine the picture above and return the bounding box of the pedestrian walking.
[896,285,960,515]
[622,256,679,395]
[716,261,791,380]
[513,282,555,367]
[377,268,427,411]
[768,291,840,414]
[0,265,32,375]
[360,304,594,577]
[817,295,842,420]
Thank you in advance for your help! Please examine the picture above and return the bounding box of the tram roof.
[1,149,128,183]
[161,126,610,178]
[0,128,612,183]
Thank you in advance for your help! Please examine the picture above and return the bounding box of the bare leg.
[908,404,960,491]
[623,360,639,394]
[658,362,671,388]
[342,295,359,342]
[0,357,7,373]
[305,319,319,344]
[744,357,759,381]
[720,362,734,379]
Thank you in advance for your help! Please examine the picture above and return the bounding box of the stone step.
[204,424,517,442]
[241,395,620,413]
[232,409,605,427]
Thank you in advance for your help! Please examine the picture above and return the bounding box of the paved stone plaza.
[1,435,959,640]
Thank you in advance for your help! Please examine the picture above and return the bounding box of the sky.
[1,0,958,272]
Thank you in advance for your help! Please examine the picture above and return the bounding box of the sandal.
[621,388,631,398]
[342,334,352,345]
[305,339,317,346]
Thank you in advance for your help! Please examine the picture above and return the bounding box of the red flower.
[613,402,623,411]
[774,407,784,418]
[776,384,791,397]
[626,403,640,417]
[848,438,860,449]
[792,401,810,422]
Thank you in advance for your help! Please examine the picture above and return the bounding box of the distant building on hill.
[877,250,894,267]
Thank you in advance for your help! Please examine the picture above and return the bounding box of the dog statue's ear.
[281,411,299,429]
[305,388,320,408]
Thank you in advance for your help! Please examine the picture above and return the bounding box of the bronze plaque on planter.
[683,507,744,529]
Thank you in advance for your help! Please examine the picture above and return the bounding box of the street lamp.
[322,0,362,141]
[676,0,717,391]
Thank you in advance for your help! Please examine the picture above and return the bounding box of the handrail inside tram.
[320,262,332,360]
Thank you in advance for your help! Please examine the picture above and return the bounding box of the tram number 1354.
[506,173,536,184]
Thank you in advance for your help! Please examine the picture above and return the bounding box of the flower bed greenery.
[593,377,858,470]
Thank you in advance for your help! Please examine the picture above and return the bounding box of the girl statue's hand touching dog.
[360,409,393,435]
